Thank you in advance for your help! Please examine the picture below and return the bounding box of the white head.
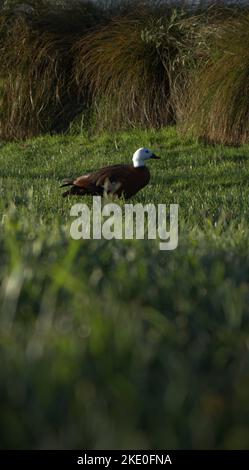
[132,147,160,168]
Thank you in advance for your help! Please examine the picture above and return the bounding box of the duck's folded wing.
[71,174,101,194]
[67,165,136,197]
[94,165,134,196]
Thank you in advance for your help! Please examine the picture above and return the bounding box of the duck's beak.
[150,153,160,160]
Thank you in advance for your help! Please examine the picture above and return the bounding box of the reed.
[180,7,249,145]
[0,1,104,140]
[74,4,197,131]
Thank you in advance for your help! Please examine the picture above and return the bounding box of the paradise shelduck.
[61,147,160,199]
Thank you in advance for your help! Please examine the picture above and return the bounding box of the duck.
[61,147,160,199]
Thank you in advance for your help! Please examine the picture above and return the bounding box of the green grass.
[1,127,249,449]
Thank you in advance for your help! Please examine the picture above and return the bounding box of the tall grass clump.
[0,1,105,140]
[181,10,249,145]
[74,4,197,131]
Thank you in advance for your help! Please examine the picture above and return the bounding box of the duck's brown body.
[61,164,150,199]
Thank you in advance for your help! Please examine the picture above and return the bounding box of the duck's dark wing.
[62,164,150,199]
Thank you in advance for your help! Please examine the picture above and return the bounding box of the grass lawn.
[0,127,249,449]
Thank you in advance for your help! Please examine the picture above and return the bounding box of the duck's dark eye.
[145,150,149,153]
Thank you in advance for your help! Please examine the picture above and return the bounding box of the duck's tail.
[61,181,87,198]
[60,178,74,188]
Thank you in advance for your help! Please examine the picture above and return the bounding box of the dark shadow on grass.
[225,154,249,163]
[0,169,94,180]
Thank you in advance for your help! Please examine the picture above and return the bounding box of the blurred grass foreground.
[1,127,249,449]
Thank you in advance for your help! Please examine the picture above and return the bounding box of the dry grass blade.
[74,6,195,131]
[180,8,249,145]
[0,2,104,140]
